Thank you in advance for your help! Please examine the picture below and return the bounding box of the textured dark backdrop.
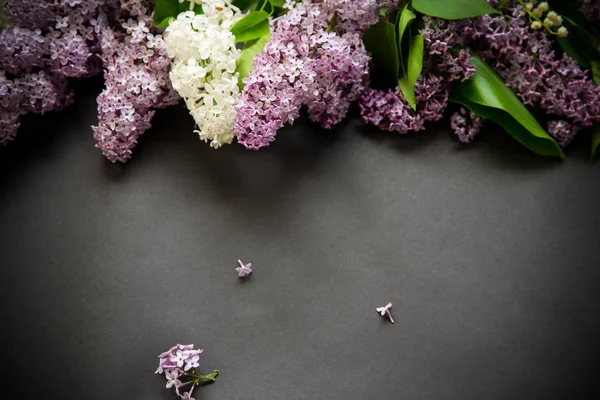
[1,80,599,400]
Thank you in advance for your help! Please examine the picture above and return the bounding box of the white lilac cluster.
[162,1,242,149]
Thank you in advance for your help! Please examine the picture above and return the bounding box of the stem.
[326,12,337,33]
[517,0,559,36]
[197,370,219,383]
[186,369,219,385]
[386,310,395,324]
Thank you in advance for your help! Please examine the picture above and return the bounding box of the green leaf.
[412,0,499,20]
[153,0,180,28]
[451,55,564,158]
[397,7,416,51]
[363,20,399,84]
[236,34,271,88]
[396,6,417,73]
[231,11,270,42]
[591,61,600,86]
[269,0,286,6]
[592,126,600,162]
[398,35,424,110]
[233,0,259,12]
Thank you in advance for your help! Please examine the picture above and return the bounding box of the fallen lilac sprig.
[156,344,218,400]
[236,259,252,278]
[376,302,394,324]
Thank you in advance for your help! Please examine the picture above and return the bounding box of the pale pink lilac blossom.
[376,302,394,324]
[91,13,180,162]
[0,0,118,144]
[236,259,253,278]
[156,344,216,400]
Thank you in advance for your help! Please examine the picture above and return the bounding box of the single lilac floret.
[376,302,394,324]
[236,260,253,278]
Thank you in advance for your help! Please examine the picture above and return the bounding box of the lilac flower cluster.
[91,12,180,163]
[1,0,175,160]
[359,16,475,135]
[449,0,600,146]
[450,107,484,143]
[156,344,217,400]
[0,0,117,145]
[233,0,378,150]
[330,0,397,34]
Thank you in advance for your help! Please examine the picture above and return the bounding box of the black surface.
[1,80,600,400]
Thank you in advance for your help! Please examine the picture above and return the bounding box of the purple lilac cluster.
[449,0,600,147]
[156,344,205,400]
[233,0,380,150]
[0,0,116,145]
[91,9,180,163]
[450,107,484,143]
[359,16,475,134]
[330,0,397,34]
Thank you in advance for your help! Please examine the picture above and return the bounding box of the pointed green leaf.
[592,126,600,162]
[231,11,270,43]
[269,0,286,7]
[451,55,564,158]
[398,35,424,110]
[395,5,416,75]
[397,7,416,56]
[412,0,499,20]
[236,34,271,89]
[363,20,399,84]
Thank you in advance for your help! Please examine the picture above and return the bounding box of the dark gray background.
[1,80,599,400]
